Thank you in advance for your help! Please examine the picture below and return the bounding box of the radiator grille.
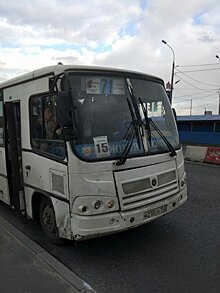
[119,170,178,211]
[158,170,176,186]
[122,178,151,194]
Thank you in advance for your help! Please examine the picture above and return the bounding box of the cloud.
[0,0,220,115]
[0,0,141,46]
[198,34,217,43]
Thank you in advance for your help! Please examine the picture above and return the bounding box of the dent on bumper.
[71,188,187,240]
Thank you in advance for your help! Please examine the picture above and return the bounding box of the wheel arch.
[31,190,52,221]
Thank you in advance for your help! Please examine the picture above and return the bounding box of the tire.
[39,197,64,245]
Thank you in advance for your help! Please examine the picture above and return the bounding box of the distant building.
[177,115,220,146]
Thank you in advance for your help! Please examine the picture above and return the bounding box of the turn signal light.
[107,200,114,209]
[94,200,101,209]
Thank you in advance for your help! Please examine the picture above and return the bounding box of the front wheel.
[39,197,63,245]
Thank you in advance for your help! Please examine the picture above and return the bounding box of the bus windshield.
[66,73,180,161]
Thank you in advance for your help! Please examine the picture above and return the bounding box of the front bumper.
[71,188,187,240]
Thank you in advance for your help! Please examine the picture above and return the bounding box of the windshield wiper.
[140,101,176,156]
[115,99,140,166]
[125,78,148,152]
[127,96,141,149]
[115,79,152,166]
[149,119,176,156]
[139,98,152,147]
[125,78,142,128]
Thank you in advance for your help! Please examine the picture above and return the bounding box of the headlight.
[78,206,88,213]
[72,196,119,215]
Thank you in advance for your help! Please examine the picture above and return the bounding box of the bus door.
[5,101,24,213]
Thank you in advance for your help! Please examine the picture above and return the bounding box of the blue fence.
[177,115,220,146]
[178,131,220,145]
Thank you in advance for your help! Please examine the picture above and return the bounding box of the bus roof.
[0,64,164,89]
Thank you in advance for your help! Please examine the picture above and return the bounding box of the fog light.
[109,218,115,225]
[94,200,101,209]
[107,200,114,209]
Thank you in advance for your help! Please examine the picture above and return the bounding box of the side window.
[0,91,4,146]
[30,94,65,158]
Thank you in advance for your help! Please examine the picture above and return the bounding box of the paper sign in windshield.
[93,136,110,158]
[86,78,125,95]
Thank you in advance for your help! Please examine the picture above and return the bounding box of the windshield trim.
[65,69,165,87]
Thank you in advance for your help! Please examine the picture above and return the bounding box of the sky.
[0,0,220,115]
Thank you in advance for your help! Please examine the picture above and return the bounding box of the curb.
[0,215,96,293]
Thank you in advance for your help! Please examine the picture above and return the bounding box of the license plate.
[143,205,168,220]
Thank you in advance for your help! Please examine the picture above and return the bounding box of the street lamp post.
[162,40,175,104]
[216,56,220,114]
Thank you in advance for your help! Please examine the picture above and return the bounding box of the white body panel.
[0,147,10,205]
[0,176,10,205]
[22,152,69,203]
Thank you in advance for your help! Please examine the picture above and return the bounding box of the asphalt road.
[0,161,219,293]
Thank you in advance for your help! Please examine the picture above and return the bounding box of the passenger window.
[30,94,65,158]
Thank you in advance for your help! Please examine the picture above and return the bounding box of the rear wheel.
[39,197,63,245]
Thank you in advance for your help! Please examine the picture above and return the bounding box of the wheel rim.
[42,205,56,233]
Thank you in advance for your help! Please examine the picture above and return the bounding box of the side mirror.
[57,91,71,126]
[57,91,78,141]
[62,127,78,141]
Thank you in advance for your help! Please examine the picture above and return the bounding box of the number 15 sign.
[93,136,110,158]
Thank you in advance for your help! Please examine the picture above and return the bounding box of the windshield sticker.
[112,79,125,95]
[93,136,110,158]
[86,78,100,94]
[75,140,142,159]
[86,78,125,95]
[81,145,94,157]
